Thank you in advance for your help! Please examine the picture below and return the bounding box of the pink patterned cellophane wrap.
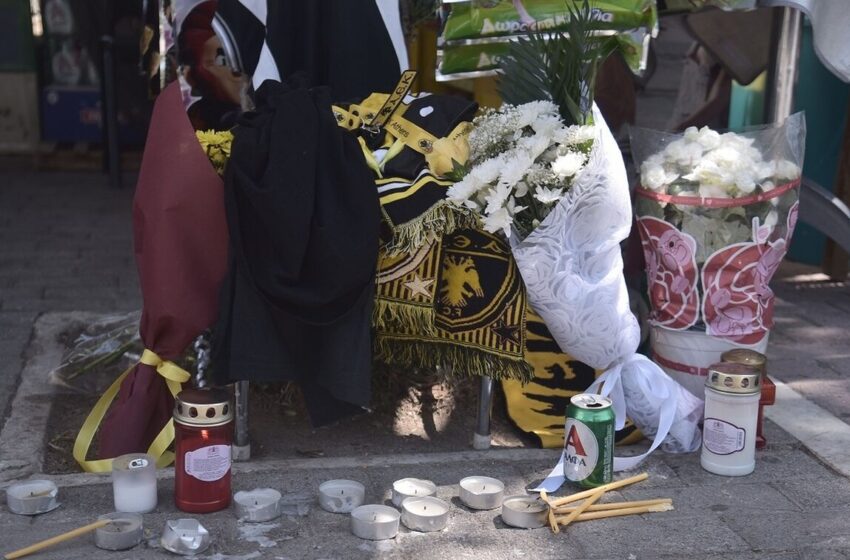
[631,114,805,346]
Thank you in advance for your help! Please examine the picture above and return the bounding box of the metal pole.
[100,34,122,189]
[232,380,251,461]
[473,376,494,450]
[766,7,803,123]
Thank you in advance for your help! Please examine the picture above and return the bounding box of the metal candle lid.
[721,349,767,374]
[174,388,232,427]
[706,362,762,395]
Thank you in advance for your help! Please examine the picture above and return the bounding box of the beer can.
[563,393,615,488]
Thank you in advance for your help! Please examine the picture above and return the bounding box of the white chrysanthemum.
[470,156,505,185]
[683,126,700,142]
[558,124,596,146]
[534,186,564,204]
[482,207,513,238]
[484,183,512,214]
[499,151,533,186]
[517,133,553,161]
[761,180,776,192]
[551,152,585,179]
[774,159,800,180]
[506,196,527,216]
[447,176,481,204]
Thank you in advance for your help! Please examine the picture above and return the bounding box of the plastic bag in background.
[511,108,702,491]
[48,311,142,394]
[630,113,805,396]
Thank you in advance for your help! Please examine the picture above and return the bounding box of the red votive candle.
[174,387,233,513]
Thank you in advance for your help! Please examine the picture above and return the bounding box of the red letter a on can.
[565,425,587,456]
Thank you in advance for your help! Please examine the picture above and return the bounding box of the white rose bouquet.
[631,114,805,396]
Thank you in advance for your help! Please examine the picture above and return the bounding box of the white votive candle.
[391,478,437,507]
[459,476,504,510]
[501,495,548,529]
[351,505,400,540]
[112,453,157,514]
[400,496,449,532]
[5,480,59,515]
[318,480,365,513]
[94,512,144,551]
[234,488,282,522]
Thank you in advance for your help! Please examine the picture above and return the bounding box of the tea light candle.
[233,488,282,522]
[350,505,400,540]
[391,478,437,507]
[160,518,211,555]
[400,496,449,532]
[94,512,143,550]
[5,480,59,515]
[459,476,504,510]
[501,495,549,529]
[112,453,157,514]
[318,480,365,513]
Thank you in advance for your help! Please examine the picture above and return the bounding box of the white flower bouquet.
[631,114,805,395]
[447,100,596,240]
[446,3,704,487]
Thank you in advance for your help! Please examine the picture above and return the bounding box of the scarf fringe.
[385,204,479,256]
[374,336,534,383]
[373,298,438,336]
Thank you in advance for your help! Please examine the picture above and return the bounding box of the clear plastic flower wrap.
[630,114,805,396]
[509,108,703,491]
[48,311,142,394]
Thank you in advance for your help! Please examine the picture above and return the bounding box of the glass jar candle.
[701,363,761,476]
[112,453,157,513]
[174,388,233,513]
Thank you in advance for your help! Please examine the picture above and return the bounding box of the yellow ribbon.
[73,349,191,473]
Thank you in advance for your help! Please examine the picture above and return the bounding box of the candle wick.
[372,514,377,522]
[255,501,258,506]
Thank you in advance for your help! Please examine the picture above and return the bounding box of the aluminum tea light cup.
[391,478,437,507]
[400,496,449,532]
[318,480,365,513]
[94,512,144,551]
[160,518,211,555]
[350,504,400,540]
[459,476,504,510]
[233,488,282,522]
[501,495,549,529]
[5,480,59,515]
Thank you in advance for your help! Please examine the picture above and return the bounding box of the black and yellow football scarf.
[375,227,533,382]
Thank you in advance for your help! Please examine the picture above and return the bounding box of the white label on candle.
[185,445,232,482]
[563,419,598,482]
[703,418,746,455]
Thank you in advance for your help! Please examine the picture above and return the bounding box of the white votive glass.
[112,453,157,513]
[501,495,548,529]
[318,480,365,513]
[391,478,437,508]
[5,480,59,515]
[350,504,400,540]
[94,512,143,550]
[233,488,282,522]
[459,476,504,510]
[400,496,449,532]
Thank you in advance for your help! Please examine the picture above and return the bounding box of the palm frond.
[497,0,619,125]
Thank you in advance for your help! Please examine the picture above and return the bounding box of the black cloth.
[213,79,380,425]
[216,0,402,101]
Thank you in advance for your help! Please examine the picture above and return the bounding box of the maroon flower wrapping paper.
[97,82,229,459]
